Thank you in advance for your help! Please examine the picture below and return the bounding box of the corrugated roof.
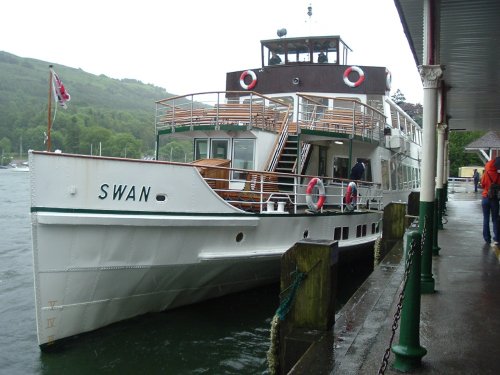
[394,0,500,131]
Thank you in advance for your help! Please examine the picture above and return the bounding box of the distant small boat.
[9,163,29,172]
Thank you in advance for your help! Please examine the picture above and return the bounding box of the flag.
[51,68,71,108]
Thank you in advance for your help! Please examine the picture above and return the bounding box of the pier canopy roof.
[464,131,500,163]
[395,0,500,131]
[261,35,351,67]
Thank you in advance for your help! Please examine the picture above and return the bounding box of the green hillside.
[0,51,184,163]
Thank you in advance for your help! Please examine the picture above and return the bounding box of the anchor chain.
[378,220,427,375]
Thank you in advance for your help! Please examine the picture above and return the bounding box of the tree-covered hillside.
[0,51,486,174]
[0,51,177,162]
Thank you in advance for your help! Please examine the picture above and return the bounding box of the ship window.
[232,139,255,180]
[356,224,367,237]
[381,159,390,190]
[390,159,397,190]
[334,227,342,241]
[194,139,208,160]
[342,227,349,240]
[210,139,229,159]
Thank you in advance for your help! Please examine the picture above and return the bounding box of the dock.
[286,190,500,374]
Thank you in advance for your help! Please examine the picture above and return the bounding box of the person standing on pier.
[481,157,500,246]
[473,168,480,192]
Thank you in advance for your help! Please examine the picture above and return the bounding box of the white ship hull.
[30,152,381,346]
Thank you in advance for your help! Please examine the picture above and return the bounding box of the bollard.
[272,239,338,375]
[381,202,407,260]
[392,231,427,372]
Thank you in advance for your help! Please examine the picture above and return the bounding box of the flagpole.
[47,65,54,152]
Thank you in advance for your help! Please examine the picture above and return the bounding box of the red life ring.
[343,66,365,88]
[305,178,326,212]
[344,182,358,211]
[239,70,257,90]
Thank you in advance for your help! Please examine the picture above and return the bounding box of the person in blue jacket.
[350,161,365,180]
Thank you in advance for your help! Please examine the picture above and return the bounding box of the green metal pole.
[436,187,444,230]
[432,195,441,255]
[392,231,427,372]
[420,204,435,293]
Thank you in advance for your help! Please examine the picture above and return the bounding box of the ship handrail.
[190,160,383,214]
[155,91,291,135]
[264,111,293,172]
[296,94,387,142]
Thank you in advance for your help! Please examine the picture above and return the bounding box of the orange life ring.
[343,66,365,88]
[305,178,325,212]
[239,70,257,90]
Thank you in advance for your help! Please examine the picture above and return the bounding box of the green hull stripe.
[31,206,367,218]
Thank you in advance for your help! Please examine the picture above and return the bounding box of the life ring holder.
[343,66,365,88]
[239,70,257,90]
[305,178,326,212]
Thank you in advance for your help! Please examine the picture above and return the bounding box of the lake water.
[0,170,278,374]
[0,170,368,374]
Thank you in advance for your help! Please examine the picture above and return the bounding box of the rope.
[276,269,306,321]
[267,266,311,375]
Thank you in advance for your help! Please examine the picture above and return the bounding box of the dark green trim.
[158,124,273,135]
[31,206,363,218]
[300,129,378,144]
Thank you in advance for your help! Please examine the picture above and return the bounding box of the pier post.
[276,239,338,375]
[392,231,427,371]
[381,202,407,260]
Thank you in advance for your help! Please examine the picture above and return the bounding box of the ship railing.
[265,111,294,172]
[296,94,387,142]
[155,91,291,134]
[385,97,422,146]
[192,161,383,213]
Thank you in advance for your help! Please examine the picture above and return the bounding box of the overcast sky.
[0,0,423,103]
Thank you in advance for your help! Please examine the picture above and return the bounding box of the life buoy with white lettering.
[306,178,326,212]
[343,66,365,88]
[344,182,358,211]
[239,70,257,90]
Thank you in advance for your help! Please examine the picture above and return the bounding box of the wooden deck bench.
[313,108,368,135]
[159,108,207,126]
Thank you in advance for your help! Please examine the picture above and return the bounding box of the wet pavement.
[301,190,500,374]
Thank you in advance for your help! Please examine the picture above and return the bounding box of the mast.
[47,65,53,152]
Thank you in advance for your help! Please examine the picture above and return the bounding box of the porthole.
[156,194,167,202]
[236,232,244,243]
